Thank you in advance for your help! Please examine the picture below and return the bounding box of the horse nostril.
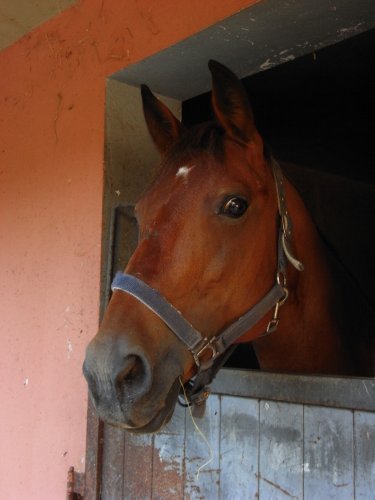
[117,355,142,384]
[115,355,149,400]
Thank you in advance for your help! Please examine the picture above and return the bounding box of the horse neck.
[252,176,352,375]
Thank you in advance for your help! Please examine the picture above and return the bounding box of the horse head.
[83,61,351,433]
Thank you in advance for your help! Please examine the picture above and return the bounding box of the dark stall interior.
[183,29,374,183]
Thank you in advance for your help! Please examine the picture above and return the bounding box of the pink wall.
[0,0,257,497]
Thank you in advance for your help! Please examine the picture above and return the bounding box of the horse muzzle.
[82,334,182,432]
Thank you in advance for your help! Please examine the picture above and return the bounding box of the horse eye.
[220,196,249,218]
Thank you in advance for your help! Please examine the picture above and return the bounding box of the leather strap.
[112,271,286,365]
[272,159,304,272]
[111,272,204,351]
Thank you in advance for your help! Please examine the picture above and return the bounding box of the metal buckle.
[191,337,219,370]
[276,271,287,287]
[178,382,211,418]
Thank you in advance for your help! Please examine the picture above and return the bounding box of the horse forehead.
[136,167,195,218]
[137,150,252,217]
[142,161,200,197]
[169,154,248,186]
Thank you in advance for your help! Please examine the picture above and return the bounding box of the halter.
[111,160,304,412]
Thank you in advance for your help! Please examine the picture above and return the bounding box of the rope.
[179,378,214,480]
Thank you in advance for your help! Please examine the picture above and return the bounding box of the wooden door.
[95,370,375,499]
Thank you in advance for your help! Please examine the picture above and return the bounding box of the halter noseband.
[111,160,303,411]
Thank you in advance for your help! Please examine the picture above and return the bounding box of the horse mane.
[166,120,273,165]
[168,121,226,163]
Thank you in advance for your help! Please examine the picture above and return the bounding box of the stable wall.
[0,0,255,498]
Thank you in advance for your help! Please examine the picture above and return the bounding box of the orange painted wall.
[0,0,257,497]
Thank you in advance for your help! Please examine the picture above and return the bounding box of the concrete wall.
[0,0,256,497]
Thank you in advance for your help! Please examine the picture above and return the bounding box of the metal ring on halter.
[276,271,287,287]
[280,288,289,306]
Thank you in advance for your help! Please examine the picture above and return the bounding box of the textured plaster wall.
[0,0,77,51]
[0,0,256,497]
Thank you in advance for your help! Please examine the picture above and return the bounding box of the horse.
[83,60,374,433]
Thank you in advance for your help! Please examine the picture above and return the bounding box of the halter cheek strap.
[111,160,303,410]
[111,265,286,370]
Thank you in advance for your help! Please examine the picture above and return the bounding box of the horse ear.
[141,84,183,154]
[208,60,256,144]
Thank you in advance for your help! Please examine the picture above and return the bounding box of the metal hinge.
[67,466,85,500]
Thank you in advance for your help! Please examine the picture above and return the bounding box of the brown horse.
[83,61,373,433]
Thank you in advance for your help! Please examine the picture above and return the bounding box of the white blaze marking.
[176,165,194,181]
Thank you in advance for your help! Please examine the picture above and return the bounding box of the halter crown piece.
[111,159,304,415]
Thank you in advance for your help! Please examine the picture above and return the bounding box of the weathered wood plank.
[123,432,153,500]
[220,396,259,499]
[259,400,303,499]
[211,369,375,412]
[152,404,186,500]
[84,400,103,500]
[304,406,354,499]
[184,395,221,499]
[354,410,375,499]
[101,423,125,500]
